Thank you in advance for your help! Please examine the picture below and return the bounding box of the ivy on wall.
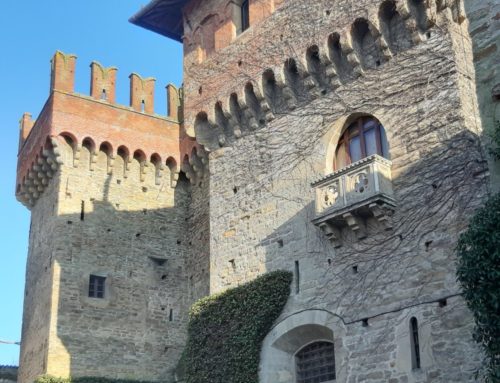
[181,270,293,383]
[456,192,500,382]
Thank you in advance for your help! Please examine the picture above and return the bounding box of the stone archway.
[259,309,347,383]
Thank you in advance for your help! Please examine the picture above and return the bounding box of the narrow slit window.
[80,200,85,221]
[410,317,421,369]
[101,89,107,100]
[141,100,145,112]
[295,260,300,294]
[241,0,250,32]
[88,275,106,298]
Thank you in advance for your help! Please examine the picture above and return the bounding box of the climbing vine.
[181,270,292,383]
[456,192,500,382]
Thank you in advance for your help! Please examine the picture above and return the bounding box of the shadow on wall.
[253,127,489,382]
[20,140,211,382]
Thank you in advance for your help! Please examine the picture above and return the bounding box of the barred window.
[296,341,336,383]
[88,275,105,298]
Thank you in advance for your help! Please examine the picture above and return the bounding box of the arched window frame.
[294,340,336,383]
[334,116,389,170]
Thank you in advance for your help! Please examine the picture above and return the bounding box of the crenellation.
[17,50,189,212]
[90,62,118,103]
[50,51,77,93]
[129,73,156,114]
[18,113,34,150]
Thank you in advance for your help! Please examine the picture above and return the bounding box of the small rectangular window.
[241,0,250,32]
[88,275,106,298]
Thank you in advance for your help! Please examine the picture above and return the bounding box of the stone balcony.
[311,155,396,247]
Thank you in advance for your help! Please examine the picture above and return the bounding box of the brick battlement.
[16,51,200,208]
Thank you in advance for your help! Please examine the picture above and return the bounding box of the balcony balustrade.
[311,155,396,247]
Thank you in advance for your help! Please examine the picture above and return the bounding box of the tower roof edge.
[129,0,188,42]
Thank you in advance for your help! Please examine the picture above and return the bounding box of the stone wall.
[18,171,60,383]
[18,138,196,382]
[180,0,490,381]
[16,1,497,382]
[16,53,203,382]
[464,0,500,191]
[36,140,189,381]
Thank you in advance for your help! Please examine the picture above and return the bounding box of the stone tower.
[132,0,494,381]
[16,51,209,382]
[17,0,499,382]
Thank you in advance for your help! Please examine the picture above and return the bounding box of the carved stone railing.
[311,155,396,247]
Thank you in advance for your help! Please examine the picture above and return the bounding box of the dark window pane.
[349,135,362,162]
[334,117,389,168]
[363,119,377,130]
[89,275,106,299]
[241,0,250,32]
[411,317,421,369]
[364,128,378,156]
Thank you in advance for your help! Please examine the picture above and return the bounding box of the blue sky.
[0,1,183,365]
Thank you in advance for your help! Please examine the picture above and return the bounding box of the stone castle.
[15,0,499,382]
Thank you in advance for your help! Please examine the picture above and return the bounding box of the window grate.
[296,341,335,383]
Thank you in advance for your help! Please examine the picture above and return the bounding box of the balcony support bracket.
[369,202,393,230]
[342,212,367,239]
[318,222,342,248]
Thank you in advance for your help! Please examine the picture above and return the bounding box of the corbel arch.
[351,18,383,69]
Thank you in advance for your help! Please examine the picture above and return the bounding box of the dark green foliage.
[35,376,157,383]
[490,120,500,161]
[456,192,500,382]
[183,270,293,383]
[0,366,17,380]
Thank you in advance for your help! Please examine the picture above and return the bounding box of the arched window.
[295,341,336,383]
[334,116,389,170]
[410,317,421,369]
